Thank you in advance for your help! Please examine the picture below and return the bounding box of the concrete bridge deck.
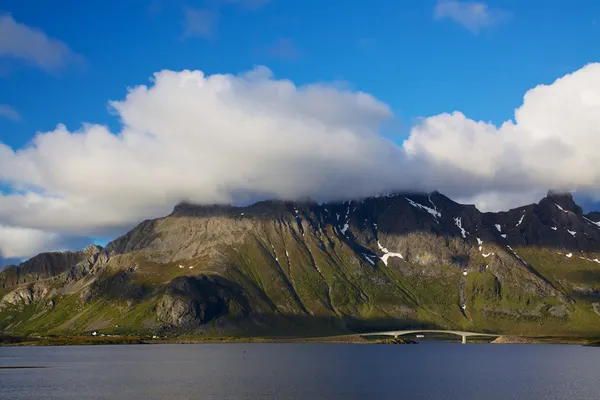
[361,329,500,344]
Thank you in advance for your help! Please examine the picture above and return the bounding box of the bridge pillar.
[462,335,466,344]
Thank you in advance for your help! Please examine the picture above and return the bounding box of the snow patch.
[428,196,440,214]
[566,253,573,258]
[454,217,467,238]
[377,240,403,266]
[555,203,568,213]
[516,214,525,227]
[507,245,527,265]
[463,271,468,276]
[501,234,507,239]
[583,216,600,228]
[405,197,441,218]
[567,229,576,237]
[340,223,349,235]
[579,256,600,264]
[551,227,558,231]
[476,237,494,257]
[178,265,184,269]
[495,224,502,232]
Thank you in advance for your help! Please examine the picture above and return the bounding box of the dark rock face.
[156,275,250,328]
[546,190,583,216]
[481,193,600,252]
[587,212,600,223]
[99,191,600,269]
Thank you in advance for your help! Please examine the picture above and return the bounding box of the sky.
[2,0,600,265]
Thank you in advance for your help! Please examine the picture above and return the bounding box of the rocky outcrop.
[0,282,51,309]
[0,245,103,290]
[156,275,250,328]
[546,191,583,216]
[491,336,548,344]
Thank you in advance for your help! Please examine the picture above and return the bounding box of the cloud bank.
[0,14,84,73]
[2,63,600,260]
[0,225,90,259]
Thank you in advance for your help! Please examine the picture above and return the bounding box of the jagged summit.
[544,190,583,216]
[83,244,103,254]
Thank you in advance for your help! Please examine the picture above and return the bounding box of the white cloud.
[0,225,91,262]
[0,66,402,244]
[0,14,84,73]
[404,63,600,207]
[0,225,61,259]
[0,104,20,121]
[3,63,600,258]
[434,1,510,33]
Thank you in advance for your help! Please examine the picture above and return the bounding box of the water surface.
[1,343,599,399]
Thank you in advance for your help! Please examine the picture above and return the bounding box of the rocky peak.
[542,190,583,216]
[82,244,103,256]
[0,248,95,289]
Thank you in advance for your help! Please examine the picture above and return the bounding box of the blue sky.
[2,0,600,149]
[2,0,600,262]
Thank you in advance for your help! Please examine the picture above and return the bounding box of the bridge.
[360,330,500,344]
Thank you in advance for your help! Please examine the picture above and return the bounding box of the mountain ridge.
[2,190,600,338]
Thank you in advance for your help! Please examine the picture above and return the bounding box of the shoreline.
[1,333,597,347]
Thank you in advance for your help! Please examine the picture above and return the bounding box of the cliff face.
[0,245,103,289]
[2,192,600,337]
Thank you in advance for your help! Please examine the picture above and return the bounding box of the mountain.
[2,191,600,338]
